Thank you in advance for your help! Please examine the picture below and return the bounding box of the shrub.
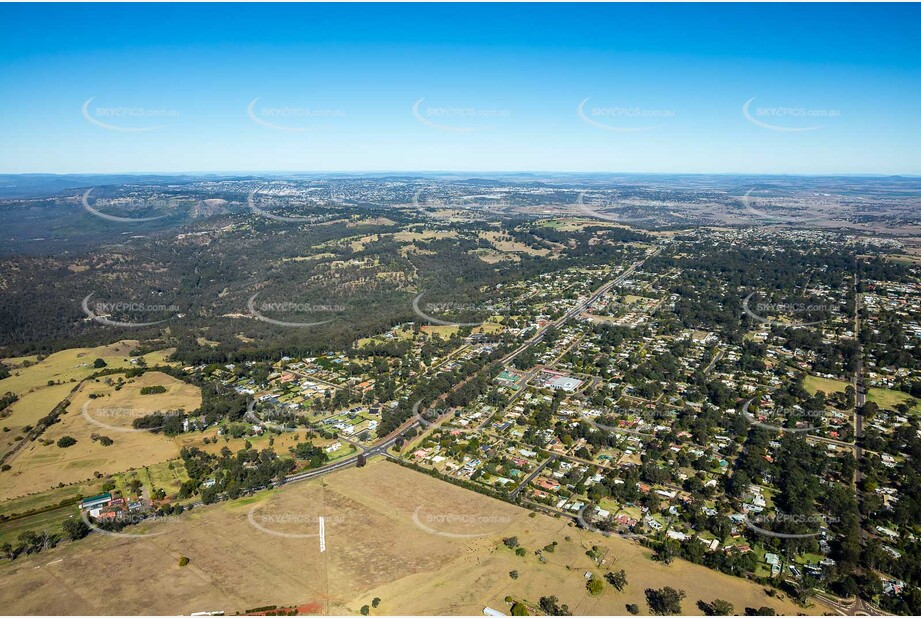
[587,577,604,596]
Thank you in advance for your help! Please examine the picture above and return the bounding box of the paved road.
[185,247,661,512]
[814,592,890,616]
[509,455,557,498]
[501,249,660,366]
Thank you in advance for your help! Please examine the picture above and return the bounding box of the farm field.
[0,341,175,397]
[1,372,200,502]
[0,382,77,460]
[0,505,75,546]
[420,323,503,338]
[0,461,814,616]
[0,482,97,519]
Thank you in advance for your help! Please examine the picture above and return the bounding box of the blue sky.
[0,2,919,174]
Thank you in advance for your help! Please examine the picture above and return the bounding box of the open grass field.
[804,374,850,396]
[0,482,97,519]
[420,323,503,338]
[110,458,190,502]
[867,387,919,413]
[536,218,632,232]
[0,341,175,398]
[0,505,75,546]
[479,230,552,257]
[175,429,305,459]
[0,460,816,616]
[0,382,77,461]
[1,372,200,502]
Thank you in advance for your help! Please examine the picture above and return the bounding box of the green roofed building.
[80,493,113,511]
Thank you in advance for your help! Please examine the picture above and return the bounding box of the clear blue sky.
[0,2,918,174]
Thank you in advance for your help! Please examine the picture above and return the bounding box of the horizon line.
[3,171,919,178]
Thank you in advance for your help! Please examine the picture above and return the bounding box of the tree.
[93,358,107,368]
[178,556,190,566]
[587,577,605,596]
[654,540,677,565]
[538,596,571,616]
[56,436,77,448]
[371,598,381,609]
[699,599,734,616]
[510,602,529,616]
[645,587,686,615]
[357,453,367,468]
[360,605,369,616]
[605,569,628,591]
[62,518,90,541]
[503,536,519,549]
[625,604,640,615]
[858,571,883,600]
[509,570,519,579]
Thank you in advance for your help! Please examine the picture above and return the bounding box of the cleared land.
[0,460,814,616]
[867,387,919,413]
[0,341,175,464]
[803,374,850,396]
[0,341,173,397]
[1,371,200,502]
[0,383,77,461]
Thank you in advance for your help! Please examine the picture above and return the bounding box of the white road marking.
[318,516,326,553]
